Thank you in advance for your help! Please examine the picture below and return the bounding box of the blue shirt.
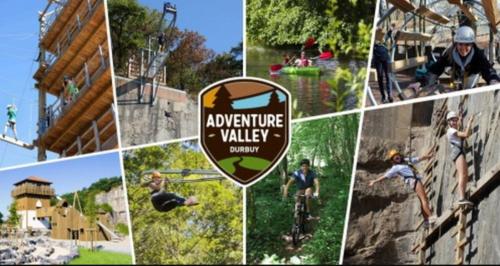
[293,169,316,190]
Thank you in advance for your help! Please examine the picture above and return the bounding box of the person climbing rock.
[427,26,500,90]
[63,76,79,105]
[446,111,474,207]
[369,149,437,227]
[283,159,320,220]
[142,170,198,212]
[3,104,18,140]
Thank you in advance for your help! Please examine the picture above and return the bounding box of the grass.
[219,156,271,173]
[69,248,133,265]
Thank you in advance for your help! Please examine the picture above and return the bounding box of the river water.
[246,47,364,118]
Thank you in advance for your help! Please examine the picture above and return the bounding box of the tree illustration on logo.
[212,85,233,111]
[267,89,281,111]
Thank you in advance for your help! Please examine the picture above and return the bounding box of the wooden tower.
[33,0,117,160]
[11,176,55,229]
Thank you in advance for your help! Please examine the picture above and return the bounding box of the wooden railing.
[39,0,70,39]
[62,106,116,157]
[41,0,100,75]
[40,40,109,135]
[127,48,168,84]
[11,184,55,197]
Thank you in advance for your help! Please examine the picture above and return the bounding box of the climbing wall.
[115,76,197,147]
[344,89,500,264]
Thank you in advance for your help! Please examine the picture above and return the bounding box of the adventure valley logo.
[199,77,291,186]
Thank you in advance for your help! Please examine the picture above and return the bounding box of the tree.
[85,192,98,251]
[212,85,233,111]
[7,200,20,227]
[0,211,3,224]
[267,90,281,111]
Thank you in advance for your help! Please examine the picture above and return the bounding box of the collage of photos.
[0,0,500,265]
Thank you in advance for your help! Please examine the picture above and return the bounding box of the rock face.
[95,185,128,225]
[0,237,78,264]
[116,76,197,147]
[344,91,500,264]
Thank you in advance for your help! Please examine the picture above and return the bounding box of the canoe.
[281,66,321,76]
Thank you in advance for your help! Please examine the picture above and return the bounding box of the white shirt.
[384,157,422,180]
[447,128,462,147]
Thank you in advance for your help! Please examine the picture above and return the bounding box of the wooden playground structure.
[367,0,500,106]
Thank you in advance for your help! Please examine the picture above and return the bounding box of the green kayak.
[281,66,321,76]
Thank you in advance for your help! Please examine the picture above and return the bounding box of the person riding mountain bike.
[142,170,198,212]
[283,159,320,220]
[369,149,437,228]
[446,111,475,207]
[426,26,500,90]
[3,104,18,140]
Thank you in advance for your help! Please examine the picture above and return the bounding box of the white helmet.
[447,111,459,121]
[454,26,475,43]
[6,104,12,109]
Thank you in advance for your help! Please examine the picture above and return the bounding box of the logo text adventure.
[199,78,291,186]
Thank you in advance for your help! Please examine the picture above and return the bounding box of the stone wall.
[115,76,197,147]
[95,185,128,225]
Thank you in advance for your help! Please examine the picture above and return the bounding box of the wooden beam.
[392,56,428,72]
[92,120,101,151]
[387,0,416,13]
[416,6,451,24]
[396,30,433,42]
[0,135,35,150]
[447,0,477,23]
[481,0,499,33]
[422,162,500,248]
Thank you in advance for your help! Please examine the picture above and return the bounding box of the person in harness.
[142,170,198,212]
[427,26,500,90]
[283,159,320,220]
[369,149,436,227]
[157,31,165,53]
[446,111,474,206]
[63,76,79,105]
[3,104,18,140]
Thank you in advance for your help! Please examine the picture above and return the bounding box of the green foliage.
[99,203,114,214]
[0,211,3,224]
[7,200,20,227]
[59,177,122,212]
[108,0,242,95]
[69,248,132,265]
[115,223,129,236]
[247,115,359,264]
[125,141,243,264]
[328,67,367,111]
[85,192,98,228]
[246,0,375,58]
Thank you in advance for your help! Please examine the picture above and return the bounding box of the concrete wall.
[115,76,197,147]
[345,89,500,264]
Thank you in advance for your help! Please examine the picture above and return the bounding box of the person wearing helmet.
[427,26,500,89]
[369,148,436,227]
[142,170,198,212]
[446,111,475,206]
[283,159,320,220]
[3,104,18,140]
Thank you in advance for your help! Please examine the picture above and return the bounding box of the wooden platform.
[481,0,499,33]
[397,30,433,42]
[416,6,451,24]
[40,68,114,154]
[35,2,107,95]
[392,56,428,72]
[387,0,416,13]
[0,135,34,150]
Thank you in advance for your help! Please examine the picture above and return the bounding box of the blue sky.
[233,91,286,109]
[0,152,123,217]
[0,1,58,168]
[140,0,243,54]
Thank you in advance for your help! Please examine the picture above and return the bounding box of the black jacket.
[428,44,500,84]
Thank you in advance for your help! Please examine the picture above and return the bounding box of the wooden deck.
[41,68,114,154]
[35,2,107,95]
